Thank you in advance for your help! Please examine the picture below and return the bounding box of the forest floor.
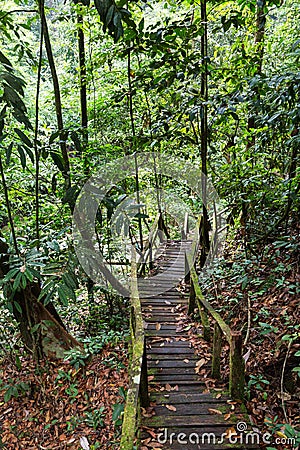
[0,224,299,449]
[192,221,300,448]
[0,342,128,449]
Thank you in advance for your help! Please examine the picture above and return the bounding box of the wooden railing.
[137,212,166,274]
[120,250,149,450]
[121,211,170,448]
[184,214,245,401]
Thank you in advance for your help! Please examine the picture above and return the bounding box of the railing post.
[182,212,189,240]
[212,323,222,379]
[149,242,153,271]
[188,277,196,315]
[184,251,190,285]
[140,341,149,407]
[229,331,245,400]
[201,309,211,342]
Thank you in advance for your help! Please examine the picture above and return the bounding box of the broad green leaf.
[58,285,69,306]
[0,50,13,70]
[17,145,26,168]
[5,142,13,165]
[13,301,22,314]
[50,152,65,172]
[13,271,22,291]
[14,128,32,148]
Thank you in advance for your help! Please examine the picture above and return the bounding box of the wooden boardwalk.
[138,240,258,450]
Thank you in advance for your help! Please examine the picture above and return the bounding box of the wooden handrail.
[120,250,149,450]
[185,214,245,401]
[137,212,160,272]
[182,212,189,240]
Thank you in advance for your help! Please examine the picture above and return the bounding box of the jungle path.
[138,239,258,450]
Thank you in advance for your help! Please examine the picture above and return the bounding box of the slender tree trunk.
[77,11,88,140]
[200,0,210,267]
[38,0,71,190]
[243,0,266,241]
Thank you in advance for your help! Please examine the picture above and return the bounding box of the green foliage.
[84,407,106,430]
[246,374,270,401]
[264,417,300,449]
[112,402,124,426]
[63,330,128,369]
[0,378,30,402]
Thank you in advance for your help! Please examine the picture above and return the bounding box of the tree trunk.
[38,0,71,190]
[200,0,210,268]
[0,239,81,359]
[243,0,266,239]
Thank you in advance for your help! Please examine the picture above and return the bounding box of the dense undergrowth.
[0,297,129,450]
[198,218,300,448]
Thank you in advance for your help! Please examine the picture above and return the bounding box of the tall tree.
[74,0,88,141]
[38,0,71,190]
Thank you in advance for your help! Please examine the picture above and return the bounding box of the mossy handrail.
[120,249,149,450]
[185,215,245,401]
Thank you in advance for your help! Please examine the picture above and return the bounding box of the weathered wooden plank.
[147,337,192,344]
[148,366,197,375]
[147,360,198,368]
[147,353,195,361]
[143,414,239,427]
[153,402,230,416]
[146,347,194,355]
[149,384,206,394]
[148,379,205,387]
[150,373,201,382]
[145,331,190,337]
[142,298,186,304]
[146,323,179,330]
[150,392,228,404]
[143,317,181,323]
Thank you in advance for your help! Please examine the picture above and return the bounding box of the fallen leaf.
[165,404,177,411]
[156,323,161,331]
[224,427,237,439]
[208,408,223,415]
[195,358,206,373]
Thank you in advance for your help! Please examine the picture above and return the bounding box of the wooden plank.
[143,414,238,427]
[148,366,197,375]
[146,347,194,355]
[150,392,228,404]
[150,374,201,382]
[149,383,206,393]
[148,379,205,387]
[145,331,189,338]
[147,337,191,344]
[142,298,186,304]
[144,318,181,323]
[153,402,230,416]
[148,360,198,368]
[146,324,179,330]
[147,353,195,361]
